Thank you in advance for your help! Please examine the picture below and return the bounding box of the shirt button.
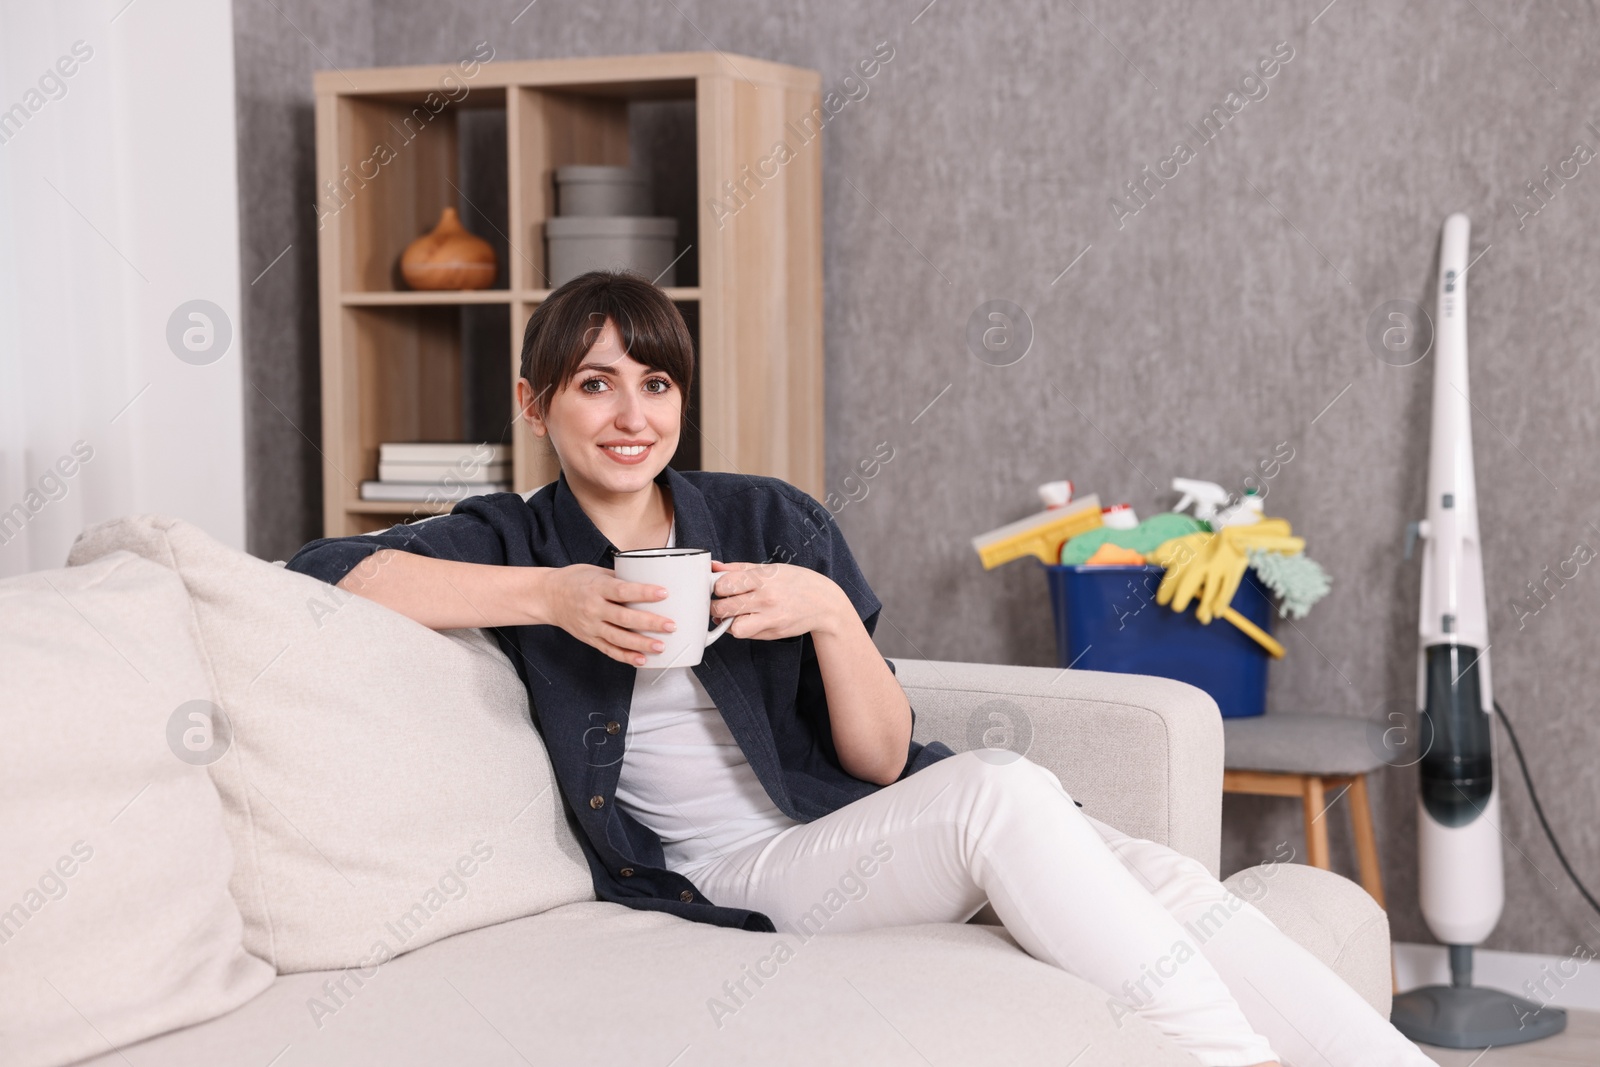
[619,867,635,877]
[679,889,695,903]
[605,721,621,734]
[589,795,605,809]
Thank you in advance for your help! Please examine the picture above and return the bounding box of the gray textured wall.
[234,0,374,562]
[234,0,1600,958]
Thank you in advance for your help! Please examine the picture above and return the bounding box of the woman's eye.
[579,376,669,394]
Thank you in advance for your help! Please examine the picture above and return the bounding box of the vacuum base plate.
[1391,984,1567,1048]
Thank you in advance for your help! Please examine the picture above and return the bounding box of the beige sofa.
[1,515,1393,1067]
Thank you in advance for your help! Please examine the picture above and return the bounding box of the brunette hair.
[518,270,694,422]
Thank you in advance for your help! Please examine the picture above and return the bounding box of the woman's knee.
[1107,833,1237,917]
[945,748,1076,808]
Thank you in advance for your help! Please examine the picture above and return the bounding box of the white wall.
[0,0,245,577]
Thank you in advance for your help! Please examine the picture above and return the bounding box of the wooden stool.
[1221,713,1396,992]
[1221,770,1385,908]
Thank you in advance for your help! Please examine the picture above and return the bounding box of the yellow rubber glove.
[1199,520,1303,624]
[1150,521,1304,624]
[1150,531,1216,614]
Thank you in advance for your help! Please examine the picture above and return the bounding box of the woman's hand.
[709,560,853,641]
[541,564,679,667]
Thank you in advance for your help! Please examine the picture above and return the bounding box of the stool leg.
[1346,774,1387,911]
[1301,776,1332,869]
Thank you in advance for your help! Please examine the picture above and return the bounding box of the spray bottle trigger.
[1404,520,1421,561]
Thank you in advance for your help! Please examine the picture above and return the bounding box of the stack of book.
[360,442,512,502]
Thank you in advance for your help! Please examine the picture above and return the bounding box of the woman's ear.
[516,377,547,437]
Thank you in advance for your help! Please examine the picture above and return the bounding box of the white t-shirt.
[613,517,801,877]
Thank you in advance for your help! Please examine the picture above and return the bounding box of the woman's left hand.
[709,560,852,641]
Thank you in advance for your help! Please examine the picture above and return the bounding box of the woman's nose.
[614,389,647,429]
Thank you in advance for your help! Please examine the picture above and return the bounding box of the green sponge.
[1060,512,1207,564]
[1246,547,1331,619]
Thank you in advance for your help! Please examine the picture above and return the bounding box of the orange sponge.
[1083,542,1146,566]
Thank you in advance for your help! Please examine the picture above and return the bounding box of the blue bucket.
[1043,563,1274,718]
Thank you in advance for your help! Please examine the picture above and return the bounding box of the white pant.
[681,750,1438,1067]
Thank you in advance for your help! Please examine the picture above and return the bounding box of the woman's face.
[519,316,682,496]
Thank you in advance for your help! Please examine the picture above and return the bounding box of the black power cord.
[1493,699,1600,919]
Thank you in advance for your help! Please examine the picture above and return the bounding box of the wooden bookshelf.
[312,52,824,537]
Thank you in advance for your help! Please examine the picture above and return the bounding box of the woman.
[286,271,1435,1067]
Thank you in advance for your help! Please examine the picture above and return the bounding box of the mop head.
[1246,547,1331,619]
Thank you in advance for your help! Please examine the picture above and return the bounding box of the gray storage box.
[554,165,651,216]
[545,216,680,287]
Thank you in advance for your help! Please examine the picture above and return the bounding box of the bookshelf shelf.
[340,291,513,306]
[313,52,824,537]
[336,288,700,308]
[522,286,700,303]
[347,499,461,515]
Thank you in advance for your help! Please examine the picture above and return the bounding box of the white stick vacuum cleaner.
[1389,214,1566,1046]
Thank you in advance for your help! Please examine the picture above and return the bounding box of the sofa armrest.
[890,659,1225,878]
[1225,863,1394,1017]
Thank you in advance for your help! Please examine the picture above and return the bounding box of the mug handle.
[706,568,734,644]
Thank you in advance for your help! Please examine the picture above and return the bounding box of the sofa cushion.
[70,903,1202,1066]
[0,552,274,1067]
[67,515,595,974]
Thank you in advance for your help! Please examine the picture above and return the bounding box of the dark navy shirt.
[285,464,958,933]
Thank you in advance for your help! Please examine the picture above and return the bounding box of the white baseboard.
[1394,941,1600,1012]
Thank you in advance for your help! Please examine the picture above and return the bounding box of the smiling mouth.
[600,443,653,462]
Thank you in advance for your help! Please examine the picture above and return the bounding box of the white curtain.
[0,0,245,577]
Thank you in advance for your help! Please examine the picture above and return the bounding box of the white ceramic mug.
[614,547,734,668]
